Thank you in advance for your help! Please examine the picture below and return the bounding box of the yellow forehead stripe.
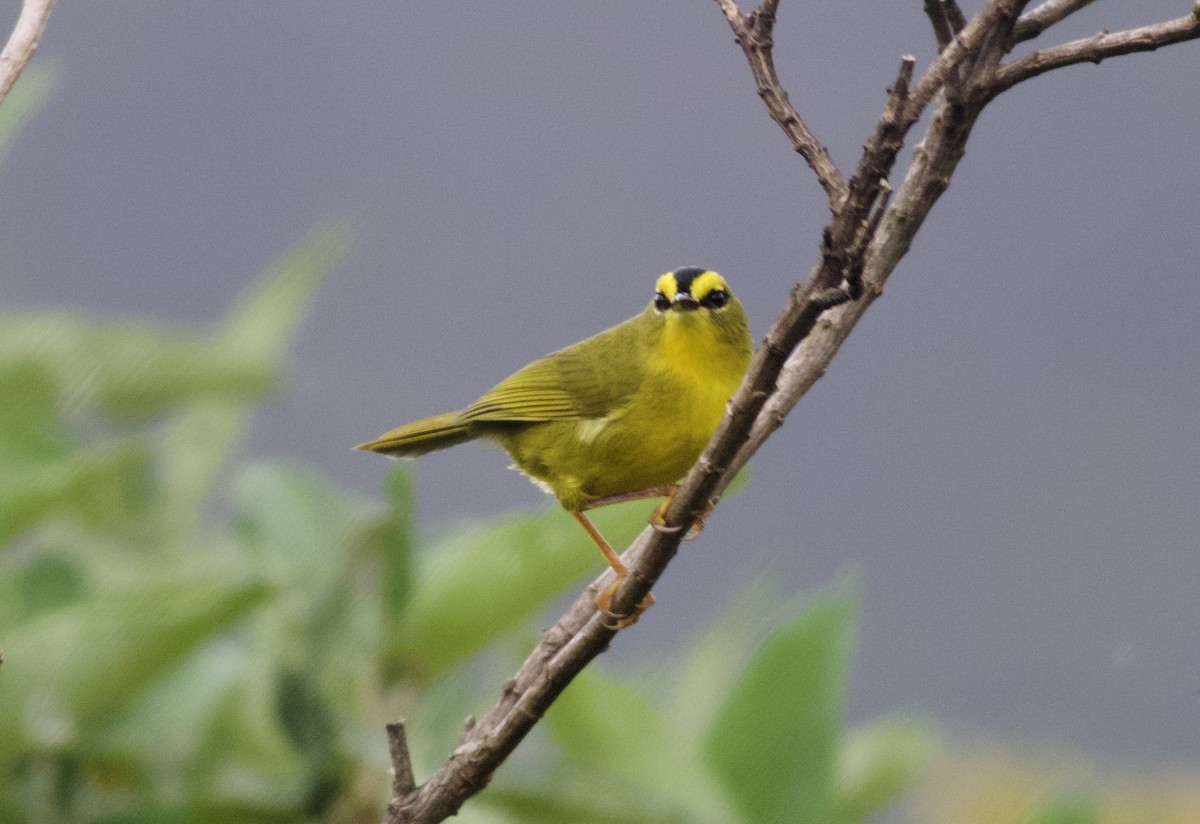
[656,270,730,301]
[656,272,679,300]
[689,271,728,301]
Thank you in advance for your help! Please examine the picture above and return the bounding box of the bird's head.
[650,266,752,358]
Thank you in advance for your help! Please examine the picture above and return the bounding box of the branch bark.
[0,0,56,108]
[994,14,1200,92]
[716,0,848,208]
[382,1,1199,821]
[1014,0,1097,43]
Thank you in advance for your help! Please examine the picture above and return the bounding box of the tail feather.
[355,411,475,457]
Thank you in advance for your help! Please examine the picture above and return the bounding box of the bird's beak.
[673,292,700,310]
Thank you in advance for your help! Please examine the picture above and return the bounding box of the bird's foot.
[595,576,655,630]
[649,489,714,541]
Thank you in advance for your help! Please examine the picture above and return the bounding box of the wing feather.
[461,312,651,424]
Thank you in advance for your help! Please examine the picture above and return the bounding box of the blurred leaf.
[390,499,649,682]
[669,576,799,749]
[704,585,858,824]
[378,464,416,677]
[156,223,352,534]
[0,566,268,762]
[0,314,275,417]
[831,715,934,824]
[546,665,735,821]
[275,668,340,815]
[0,553,86,627]
[85,638,252,791]
[483,782,683,824]
[1026,795,1100,824]
[231,462,378,666]
[0,224,350,423]
[0,361,71,466]
[233,462,362,586]
[0,369,152,543]
[217,221,353,359]
[0,63,57,166]
[188,669,311,814]
[545,668,666,787]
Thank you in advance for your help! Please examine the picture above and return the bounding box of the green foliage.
[1026,795,1100,824]
[541,582,932,824]
[0,227,933,823]
[1,78,931,824]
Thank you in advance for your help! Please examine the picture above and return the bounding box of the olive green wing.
[461,314,650,423]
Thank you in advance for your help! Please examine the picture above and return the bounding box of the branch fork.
[382,1,1199,820]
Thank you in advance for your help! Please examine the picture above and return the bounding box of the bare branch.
[944,0,968,35]
[994,14,1200,92]
[904,0,1022,125]
[716,0,848,208]
[0,0,56,107]
[1014,0,1097,43]
[924,1,954,52]
[924,0,968,49]
[387,722,416,803]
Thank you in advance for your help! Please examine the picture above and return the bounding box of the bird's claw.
[595,578,655,629]
[649,494,715,541]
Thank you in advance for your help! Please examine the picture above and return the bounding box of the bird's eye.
[701,289,728,309]
[654,292,671,311]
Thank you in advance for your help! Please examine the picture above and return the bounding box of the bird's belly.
[491,386,724,511]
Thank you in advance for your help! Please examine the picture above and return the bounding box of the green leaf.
[156,222,352,533]
[703,586,858,824]
[390,499,649,682]
[0,224,350,424]
[217,220,354,359]
[0,566,268,762]
[546,667,666,784]
[670,577,799,748]
[830,715,934,824]
[1026,794,1100,824]
[230,461,380,640]
[378,464,416,676]
[546,666,736,822]
[0,361,70,466]
[0,367,152,543]
[483,782,683,824]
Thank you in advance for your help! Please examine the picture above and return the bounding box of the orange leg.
[571,510,655,626]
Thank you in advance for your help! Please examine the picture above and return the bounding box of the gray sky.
[3,3,1198,764]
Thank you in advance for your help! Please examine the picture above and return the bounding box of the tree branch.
[1014,0,1097,43]
[904,0,1022,125]
[924,1,955,52]
[0,0,56,108]
[993,14,1200,92]
[382,2,1200,820]
[716,0,849,208]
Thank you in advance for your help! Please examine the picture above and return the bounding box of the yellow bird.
[357,267,752,617]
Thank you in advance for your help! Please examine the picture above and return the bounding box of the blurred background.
[2,1,1198,821]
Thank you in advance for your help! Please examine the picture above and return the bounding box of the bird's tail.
[355,411,475,457]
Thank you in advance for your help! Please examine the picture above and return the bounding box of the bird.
[356,266,753,620]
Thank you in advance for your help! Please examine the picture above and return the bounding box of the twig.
[715,0,849,208]
[943,0,968,35]
[387,723,416,801]
[994,15,1200,92]
[1014,0,1097,43]
[924,1,955,52]
[0,0,56,108]
[904,0,1022,125]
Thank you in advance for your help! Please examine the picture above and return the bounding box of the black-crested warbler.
[357,267,752,617]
